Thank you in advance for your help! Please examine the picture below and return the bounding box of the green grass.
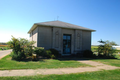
[0,69,120,80]
[0,47,10,50]
[115,50,120,53]
[91,46,120,52]
[115,53,120,59]
[0,55,91,70]
[91,46,98,52]
[92,58,120,67]
[91,46,98,48]
[91,52,120,67]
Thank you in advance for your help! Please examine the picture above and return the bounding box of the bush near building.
[7,36,60,61]
[7,36,35,61]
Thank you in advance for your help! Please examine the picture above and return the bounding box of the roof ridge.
[35,20,61,24]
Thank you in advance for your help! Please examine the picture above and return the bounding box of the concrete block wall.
[82,31,91,51]
[30,26,92,55]
[52,27,61,52]
[30,27,38,47]
[37,26,52,50]
[74,30,82,54]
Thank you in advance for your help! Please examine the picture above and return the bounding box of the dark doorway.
[63,34,71,54]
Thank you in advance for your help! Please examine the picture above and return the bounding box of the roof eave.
[28,23,96,34]
[28,24,37,34]
[34,23,96,32]
[91,30,96,32]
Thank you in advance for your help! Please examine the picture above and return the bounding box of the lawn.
[0,69,120,80]
[0,47,10,50]
[0,55,91,70]
[0,45,10,50]
[91,46,98,52]
[91,45,120,53]
[91,46,98,48]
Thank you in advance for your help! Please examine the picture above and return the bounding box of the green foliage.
[49,49,60,58]
[19,38,35,57]
[45,50,52,58]
[51,54,56,59]
[98,40,118,57]
[43,49,60,59]
[24,46,33,56]
[91,46,98,52]
[83,50,93,58]
[10,51,25,61]
[34,47,45,56]
[33,48,59,59]
[0,47,11,50]
[7,36,35,60]
[7,36,21,53]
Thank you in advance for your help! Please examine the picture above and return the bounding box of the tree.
[98,39,117,57]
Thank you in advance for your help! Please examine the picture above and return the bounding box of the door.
[63,34,71,54]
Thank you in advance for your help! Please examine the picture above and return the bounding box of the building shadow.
[55,55,118,61]
[13,55,119,62]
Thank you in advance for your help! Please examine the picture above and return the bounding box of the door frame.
[63,34,71,55]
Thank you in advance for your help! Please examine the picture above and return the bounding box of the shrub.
[33,48,57,59]
[49,49,59,58]
[10,52,18,60]
[24,46,33,57]
[34,47,45,56]
[98,53,104,57]
[45,50,52,58]
[76,53,83,57]
[7,36,35,60]
[98,40,118,57]
[51,54,56,59]
[11,51,26,61]
[83,50,93,58]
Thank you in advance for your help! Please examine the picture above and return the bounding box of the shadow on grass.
[12,55,120,62]
[56,55,119,61]
[13,57,47,62]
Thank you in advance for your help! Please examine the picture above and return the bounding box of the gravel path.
[0,60,119,77]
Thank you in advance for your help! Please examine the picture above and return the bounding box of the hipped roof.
[28,21,95,33]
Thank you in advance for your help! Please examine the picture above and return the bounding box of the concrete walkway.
[0,60,119,77]
[0,49,12,59]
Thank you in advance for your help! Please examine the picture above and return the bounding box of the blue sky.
[0,0,120,45]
